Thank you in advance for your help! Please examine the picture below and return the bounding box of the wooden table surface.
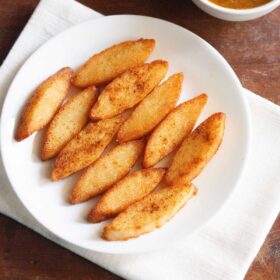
[0,0,279,279]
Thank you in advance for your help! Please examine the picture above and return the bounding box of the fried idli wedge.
[143,94,208,168]
[102,183,196,241]
[72,39,155,88]
[52,114,125,181]
[90,60,168,120]
[70,140,145,204]
[165,112,225,185]
[15,67,73,141]
[117,73,183,143]
[89,168,166,223]
[41,86,98,160]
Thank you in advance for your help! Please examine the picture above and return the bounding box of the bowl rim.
[198,0,280,15]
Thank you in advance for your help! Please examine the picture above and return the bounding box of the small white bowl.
[192,0,280,21]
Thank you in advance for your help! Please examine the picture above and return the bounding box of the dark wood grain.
[0,0,279,279]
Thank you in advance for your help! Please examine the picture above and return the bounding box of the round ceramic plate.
[1,15,250,254]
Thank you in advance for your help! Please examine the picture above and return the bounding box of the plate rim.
[0,14,251,254]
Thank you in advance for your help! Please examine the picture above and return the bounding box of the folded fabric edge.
[245,89,280,113]
[0,0,97,66]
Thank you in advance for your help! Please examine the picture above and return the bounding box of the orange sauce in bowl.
[209,0,272,9]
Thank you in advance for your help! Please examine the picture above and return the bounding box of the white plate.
[0,15,250,254]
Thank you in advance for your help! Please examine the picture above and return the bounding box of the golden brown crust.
[72,39,155,87]
[41,86,98,160]
[116,73,183,143]
[102,183,196,241]
[88,168,166,223]
[15,67,73,141]
[165,112,225,185]
[51,114,125,181]
[143,94,208,168]
[69,139,145,204]
[90,60,168,120]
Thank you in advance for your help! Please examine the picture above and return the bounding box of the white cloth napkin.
[0,0,279,279]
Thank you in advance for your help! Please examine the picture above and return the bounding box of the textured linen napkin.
[0,0,279,279]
